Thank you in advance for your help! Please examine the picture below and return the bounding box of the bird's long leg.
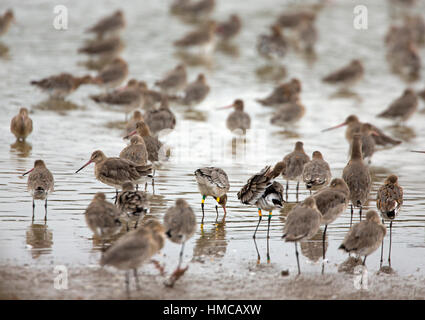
[359,205,362,221]
[133,269,141,291]
[285,181,289,201]
[44,198,48,221]
[296,182,299,202]
[136,184,138,191]
[178,242,185,270]
[350,204,353,228]
[295,242,301,275]
[266,211,272,263]
[151,169,156,194]
[253,237,260,264]
[253,209,262,239]
[125,271,130,297]
[322,224,327,261]
[309,189,312,195]
[362,255,367,266]
[380,219,385,268]
[201,195,206,228]
[115,190,118,204]
[388,221,393,267]
[32,199,35,221]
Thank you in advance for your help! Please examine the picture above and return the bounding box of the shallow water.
[1,0,425,289]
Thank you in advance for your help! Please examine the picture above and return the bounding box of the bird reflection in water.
[10,140,32,158]
[26,222,53,259]
[192,222,227,262]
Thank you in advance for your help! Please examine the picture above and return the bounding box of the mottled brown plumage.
[302,151,332,191]
[117,182,150,225]
[378,89,418,122]
[270,99,305,127]
[10,108,33,141]
[282,141,310,183]
[78,36,124,59]
[174,21,216,48]
[31,73,93,99]
[125,110,144,135]
[86,10,125,39]
[348,123,377,163]
[222,99,251,133]
[171,0,215,20]
[85,192,122,238]
[179,74,210,106]
[256,78,301,106]
[376,175,403,221]
[275,10,315,29]
[164,199,196,244]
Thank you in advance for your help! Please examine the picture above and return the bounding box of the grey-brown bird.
[217,99,251,134]
[194,167,230,226]
[85,192,122,238]
[302,151,332,193]
[125,121,165,163]
[75,150,152,201]
[257,24,288,61]
[348,123,378,164]
[125,110,144,135]
[23,160,54,221]
[164,199,196,277]
[154,64,187,95]
[342,134,371,226]
[91,79,144,118]
[179,74,210,106]
[0,9,15,37]
[100,219,165,294]
[31,73,94,99]
[86,10,125,39]
[216,14,241,41]
[312,178,349,262]
[171,0,215,20]
[270,99,306,128]
[10,107,33,142]
[144,97,176,135]
[117,181,150,229]
[93,57,129,90]
[376,175,403,267]
[78,36,124,60]
[322,114,401,147]
[275,10,315,29]
[120,135,148,165]
[322,59,364,89]
[377,89,418,122]
[282,197,322,275]
[339,210,386,268]
[139,82,163,111]
[174,21,216,52]
[295,19,317,53]
[256,78,301,107]
[282,141,310,201]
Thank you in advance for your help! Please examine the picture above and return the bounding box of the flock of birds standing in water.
[3,0,425,295]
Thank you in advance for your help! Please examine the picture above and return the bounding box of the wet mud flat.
[1,260,424,300]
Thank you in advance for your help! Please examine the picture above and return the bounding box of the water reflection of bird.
[376,175,403,268]
[192,223,227,261]
[26,222,53,259]
[195,167,229,226]
[100,219,165,295]
[10,140,32,158]
[342,134,371,226]
[339,210,386,268]
[300,228,327,263]
[282,197,322,275]
[174,21,217,53]
[23,160,54,221]
[170,0,215,22]
[10,107,33,142]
